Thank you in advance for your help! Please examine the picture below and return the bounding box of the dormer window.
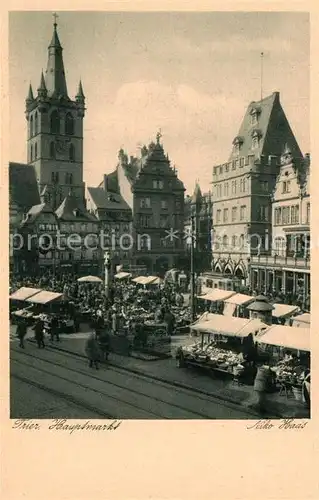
[251,129,262,150]
[232,136,244,156]
[250,106,261,126]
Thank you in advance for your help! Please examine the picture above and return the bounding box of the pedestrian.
[85,332,101,370]
[33,317,45,348]
[16,320,27,348]
[50,315,60,342]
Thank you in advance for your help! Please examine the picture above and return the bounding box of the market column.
[104,251,112,299]
[281,270,286,294]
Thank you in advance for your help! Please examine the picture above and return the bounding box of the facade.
[210,91,303,289]
[25,21,86,211]
[86,179,133,267]
[92,135,186,275]
[250,150,310,307]
[184,185,213,274]
[55,192,101,275]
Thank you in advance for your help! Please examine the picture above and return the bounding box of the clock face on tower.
[55,137,71,154]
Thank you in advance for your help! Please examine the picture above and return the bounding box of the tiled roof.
[9,162,40,212]
[228,92,302,161]
[55,193,97,221]
[87,187,131,212]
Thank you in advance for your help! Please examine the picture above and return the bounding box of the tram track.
[11,348,228,419]
[20,340,259,418]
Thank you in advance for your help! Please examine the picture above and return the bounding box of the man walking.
[33,317,45,348]
[16,320,27,348]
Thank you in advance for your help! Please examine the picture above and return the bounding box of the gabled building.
[184,184,213,274]
[91,134,186,275]
[250,149,310,308]
[55,191,101,275]
[210,91,304,290]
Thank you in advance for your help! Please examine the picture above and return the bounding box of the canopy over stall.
[292,313,311,327]
[272,303,300,319]
[257,325,310,352]
[191,314,268,338]
[26,291,63,304]
[77,275,103,283]
[223,293,254,317]
[114,272,132,280]
[132,276,161,285]
[10,287,42,301]
[198,289,236,302]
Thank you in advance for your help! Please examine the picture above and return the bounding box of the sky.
[9,11,309,194]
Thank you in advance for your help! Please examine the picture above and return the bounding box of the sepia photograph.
[8,10,310,421]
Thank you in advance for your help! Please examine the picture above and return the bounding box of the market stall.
[197,288,236,314]
[9,287,42,317]
[176,315,268,383]
[77,275,103,283]
[271,304,300,325]
[256,325,310,400]
[114,272,132,280]
[223,293,254,318]
[291,313,311,328]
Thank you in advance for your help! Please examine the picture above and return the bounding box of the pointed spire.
[75,79,85,101]
[192,181,202,205]
[26,83,34,103]
[37,70,47,98]
[45,16,68,98]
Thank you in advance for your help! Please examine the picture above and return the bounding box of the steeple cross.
[53,12,58,27]
[156,129,162,144]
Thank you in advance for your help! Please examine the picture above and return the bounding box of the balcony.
[250,254,310,270]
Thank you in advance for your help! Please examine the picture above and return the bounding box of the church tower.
[25,16,86,210]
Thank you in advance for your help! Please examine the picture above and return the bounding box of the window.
[306,203,310,224]
[30,144,33,162]
[213,167,217,176]
[34,111,38,135]
[250,112,258,126]
[160,238,167,248]
[34,142,38,160]
[282,180,291,194]
[260,181,268,192]
[240,157,245,167]
[175,200,181,210]
[65,173,73,185]
[216,209,221,223]
[224,183,229,197]
[51,172,59,183]
[231,181,237,195]
[50,110,60,134]
[239,234,245,249]
[274,208,282,225]
[140,198,151,208]
[160,215,169,228]
[161,200,168,209]
[232,235,238,249]
[139,215,152,227]
[50,142,55,159]
[216,184,222,197]
[30,115,34,137]
[291,205,300,225]
[259,205,269,222]
[252,136,259,150]
[153,180,164,189]
[282,206,290,225]
[232,207,238,222]
[240,205,246,221]
[232,161,236,171]
[233,143,240,156]
[222,235,228,248]
[225,163,229,172]
[223,208,228,223]
[220,166,223,175]
[69,144,75,161]
[65,113,74,135]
